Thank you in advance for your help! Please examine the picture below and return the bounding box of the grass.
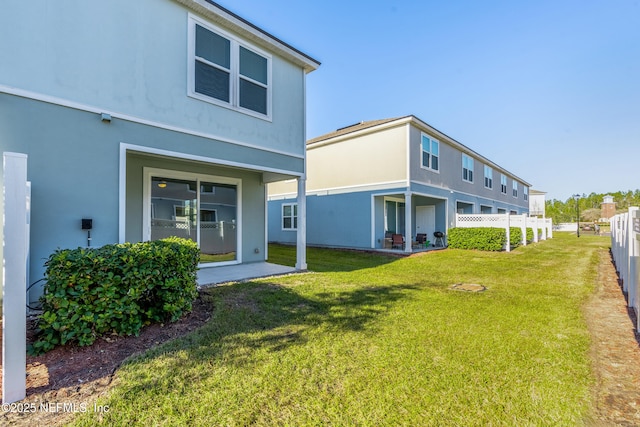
[72,233,609,426]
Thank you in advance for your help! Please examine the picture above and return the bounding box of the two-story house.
[0,0,319,304]
[269,116,530,252]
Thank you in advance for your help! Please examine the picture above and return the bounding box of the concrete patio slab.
[197,262,299,287]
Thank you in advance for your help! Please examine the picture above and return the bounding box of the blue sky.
[223,1,639,201]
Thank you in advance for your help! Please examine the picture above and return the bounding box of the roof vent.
[336,121,365,131]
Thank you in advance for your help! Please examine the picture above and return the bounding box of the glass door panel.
[199,182,237,263]
[151,177,197,243]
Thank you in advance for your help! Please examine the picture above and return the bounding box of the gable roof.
[307,115,532,187]
[176,0,320,73]
[307,117,405,145]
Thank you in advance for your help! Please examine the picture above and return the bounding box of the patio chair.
[415,233,428,248]
[433,231,445,247]
[391,233,404,250]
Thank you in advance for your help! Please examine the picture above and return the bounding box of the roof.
[307,117,405,145]
[307,115,532,187]
[176,0,320,73]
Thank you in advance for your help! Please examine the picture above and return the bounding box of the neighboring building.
[529,189,547,217]
[601,195,616,219]
[268,116,531,252]
[0,0,319,304]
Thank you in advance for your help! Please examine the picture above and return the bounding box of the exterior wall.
[1,95,279,301]
[0,0,307,158]
[408,124,529,213]
[305,124,408,191]
[1,1,315,301]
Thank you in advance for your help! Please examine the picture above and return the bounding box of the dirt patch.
[2,250,640,425]
[0,294,212,426]
[584,249,640,425]
[450,283,487,292]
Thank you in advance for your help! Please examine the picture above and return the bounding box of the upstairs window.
[512,181,518,197]
[190,16,271,119]
[421,134,439,171]
[484,165,493,189]
[500,174,507,194]
[282,203,298,230]
[462,154,474,183]
[524,186,528,201]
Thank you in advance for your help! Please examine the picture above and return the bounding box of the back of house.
[269,116,530,252]
[0,0,319,304]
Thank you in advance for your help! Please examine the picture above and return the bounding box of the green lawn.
[72,233,608,426]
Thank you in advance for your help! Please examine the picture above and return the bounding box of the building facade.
[0,0,319,304]
[269,116,531,252]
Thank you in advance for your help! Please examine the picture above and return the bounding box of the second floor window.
[484,165,493,189]
[524,186,528,201]
[462,154,474,183]
[190,16,271,118]
[421,134,439,171]
[501,174,507,194]
[512,181,518,197]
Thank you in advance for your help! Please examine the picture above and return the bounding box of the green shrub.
[526,227,534,242]
[447,227,506,251]
[509,227,523,248]
[30,237,199,354]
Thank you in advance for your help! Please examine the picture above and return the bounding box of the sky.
[221,0,639,201]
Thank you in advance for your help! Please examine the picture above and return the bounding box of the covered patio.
[197,262,299,287]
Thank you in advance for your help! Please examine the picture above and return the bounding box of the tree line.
[545,190,640,223]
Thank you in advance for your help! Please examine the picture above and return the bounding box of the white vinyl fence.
[455,213,553,252]
[610,207,640,329]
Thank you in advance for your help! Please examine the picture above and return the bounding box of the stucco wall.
[0,0,307,157]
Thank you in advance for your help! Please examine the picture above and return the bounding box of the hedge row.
[448,227,530,251]
[30,237,200,354]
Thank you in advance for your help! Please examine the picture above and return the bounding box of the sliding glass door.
[146,169,240,265]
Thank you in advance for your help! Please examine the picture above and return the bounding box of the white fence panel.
[455,213,553,253]
[610,207,640,329]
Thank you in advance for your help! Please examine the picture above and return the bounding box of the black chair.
[415,233,428,248]
[433,231,445,247]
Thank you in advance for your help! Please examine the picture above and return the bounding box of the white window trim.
[462,154,474,183]
[500,174,507,195]
[282,202,298,231]
[512,181,518,198]
[420,133,440,173]
[480,204,493,214]
[483,165,493,189]
[187,14,273,121]
[523,187,529,201]
[142,167,242,266]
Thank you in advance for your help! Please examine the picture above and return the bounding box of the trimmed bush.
[526,227,534,242]
[30,237,199,354]
[447,227,506,251]
[509,227,523,248]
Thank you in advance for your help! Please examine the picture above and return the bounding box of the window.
[462,154,474,183]
[500,174,507,194]
[484,165,493,189]
[282,203,298,230]
[421,134,439,171]
[524,186,528,201]
[190,16,271,118]
[512,181,518,197]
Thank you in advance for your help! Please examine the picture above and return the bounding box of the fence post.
[2,152,28,404]
[505,213,511,252]
[627,208,639,309]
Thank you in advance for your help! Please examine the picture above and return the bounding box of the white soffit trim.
[121,143,304,177]
[0,85,305,160]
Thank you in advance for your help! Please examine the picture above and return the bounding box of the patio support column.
[296,177,307,270]
[404,192,412,253]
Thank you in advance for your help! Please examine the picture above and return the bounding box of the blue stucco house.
[269,116,531,252]
[0,0,319,305]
